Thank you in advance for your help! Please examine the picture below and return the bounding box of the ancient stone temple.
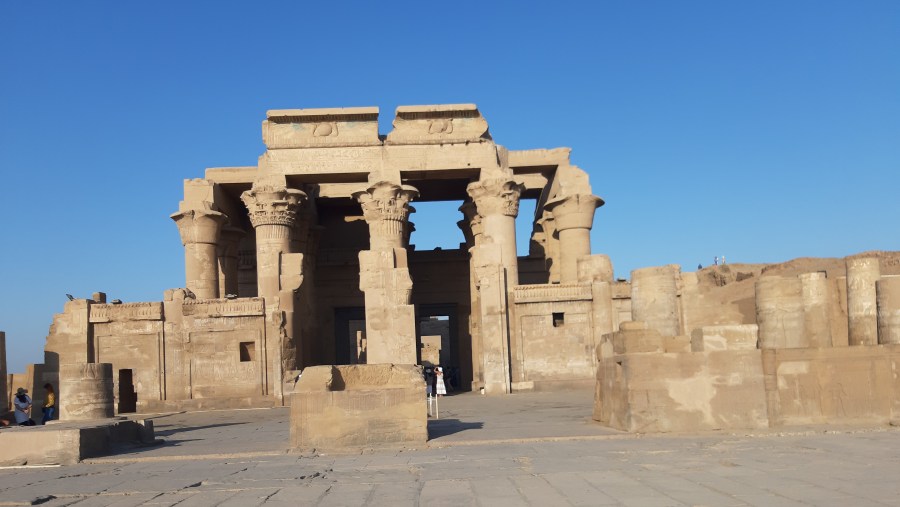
[41,104,611,411]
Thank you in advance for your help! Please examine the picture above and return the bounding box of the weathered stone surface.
[596,349,768,432]
[755,275,806,349]
[877,275,900,344]
[690,324,758,352]
[847,257,880,346]
[631,265,680,337]
[385,104,491,145]
[289,364,426,451]
[59,363,114,421]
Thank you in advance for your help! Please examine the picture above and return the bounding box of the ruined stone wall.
[512,284,596,389]
[43,294,274,413]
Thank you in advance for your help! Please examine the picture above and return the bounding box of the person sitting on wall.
[42,383,56,425]
[14,388,35,426]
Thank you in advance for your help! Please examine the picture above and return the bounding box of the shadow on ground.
[427,419,484,439]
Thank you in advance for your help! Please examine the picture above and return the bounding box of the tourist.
[435,367,447,397]
[14,388,35,426]
[42,383,56,425]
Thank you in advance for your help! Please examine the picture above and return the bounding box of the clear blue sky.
[1,1,898,373]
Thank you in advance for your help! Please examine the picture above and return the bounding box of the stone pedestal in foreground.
[59,363,115,421]
[289,364,426,451]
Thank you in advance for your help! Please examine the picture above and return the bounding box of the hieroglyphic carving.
[181,298,265,317]
[512,284,593,303]
[90,302,164,323]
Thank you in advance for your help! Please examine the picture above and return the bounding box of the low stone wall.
[596,346,768,432]
[767,345,900,426]
[0,419,156,466]
[595,327,900,432]
[289,364,426,451]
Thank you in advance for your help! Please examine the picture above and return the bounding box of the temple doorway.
[118,369,137,413]
[416,304,466,392]
[333,307,366,365]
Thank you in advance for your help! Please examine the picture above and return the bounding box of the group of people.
[423,366,448,397]
[2,384,55,427]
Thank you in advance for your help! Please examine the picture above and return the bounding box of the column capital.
[170,205,226,245]
[458,201,484,241]
[241,179,308,229]
[545,193,603,231]
[466,178,524,217]
[352,181,419,224]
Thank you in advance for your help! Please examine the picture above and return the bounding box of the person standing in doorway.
[435,367,447,397]
[42,384,55,425]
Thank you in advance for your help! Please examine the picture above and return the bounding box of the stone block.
[289,364,426,451]
[664,335,692,353]
[691,325,759,352]
[596,349,768,432]
[771,346,894,426]
[263,107,381,149]
[604,323,665,355]
[385,104,490,145]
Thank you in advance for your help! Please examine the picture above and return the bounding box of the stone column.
[467,179,524,286]
[877,275,900,345]
[171,206,226,299]
[755,276,806,349]
[467,179,524,391]
[800,272,832,348]
[241,178,307,299]
[59,362,114,420]
[353,181,419,365]
[459,201,484,390]
[631,265,681,337]
[217,225,245,297]
[538,213,561,284]
[847,257,881,346]
[545,194,603,284]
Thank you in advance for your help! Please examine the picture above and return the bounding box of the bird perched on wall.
[65,294,74,301]
[111,299,123,304]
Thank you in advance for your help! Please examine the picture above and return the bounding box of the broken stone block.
[289,364,426,451]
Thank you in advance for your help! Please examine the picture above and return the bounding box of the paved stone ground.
[1,390,899,506]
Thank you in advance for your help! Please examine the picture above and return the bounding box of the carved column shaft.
[467,179,523,286]
[353,182,419,365]
[241,181,307,300]
[171,207,226,299]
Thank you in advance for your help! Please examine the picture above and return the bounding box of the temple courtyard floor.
[1,389,899,506]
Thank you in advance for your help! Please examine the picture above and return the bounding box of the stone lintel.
[263,107,381,149]
[89,302,164,323]
[512,283,593,303]
[181,297,265,318]
[204,166,257,184]
[386,104,491,145]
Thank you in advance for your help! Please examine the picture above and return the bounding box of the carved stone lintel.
[241,178,308,229]
[466,179,524,218]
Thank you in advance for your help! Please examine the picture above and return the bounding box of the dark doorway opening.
[118,369,137,414]
[417,304,467,392]
[334,307,366,365]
